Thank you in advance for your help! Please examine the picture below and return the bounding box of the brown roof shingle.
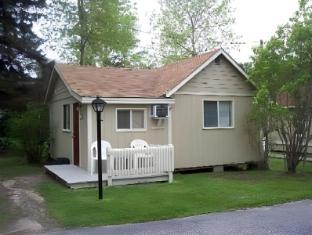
[55,49,219,98]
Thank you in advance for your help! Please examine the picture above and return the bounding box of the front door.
[73,103,80,166]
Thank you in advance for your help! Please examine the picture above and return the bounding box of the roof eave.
[165,48,256,97]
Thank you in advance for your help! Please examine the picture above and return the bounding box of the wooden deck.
[44,164,169,189]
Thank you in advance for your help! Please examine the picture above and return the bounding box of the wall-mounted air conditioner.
[150,104,169,119]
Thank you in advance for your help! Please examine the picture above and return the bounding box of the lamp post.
[91,96,106,200]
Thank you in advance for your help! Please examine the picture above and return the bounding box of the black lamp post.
[91,96,106,200]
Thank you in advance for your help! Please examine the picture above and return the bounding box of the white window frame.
[62,104,71,132]
[202,98,235,129]
[115,108,147,132]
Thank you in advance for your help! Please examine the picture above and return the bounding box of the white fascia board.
[44,67,56,104]
[53,65,82,103]
[81,97,175,104]
[220,48,256,87]
[165,48,256,97]
[175,91,254,97]
[165,50,222,97]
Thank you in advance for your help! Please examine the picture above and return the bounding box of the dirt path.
[0,174,60,234]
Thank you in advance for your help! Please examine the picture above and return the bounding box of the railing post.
[107,147,113,186]
[168,144,174,183]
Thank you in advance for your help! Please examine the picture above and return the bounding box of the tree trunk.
[79,40,85,65]
[286,154,297,173]
[263,129,270,169]
[78,0,86,65]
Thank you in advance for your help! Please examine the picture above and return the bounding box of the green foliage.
[0,152,42,179]
[155,0,235,64]
[42,0,138,66]
[39,158,312,227]
[0,0,47,79]
[8,104,49,164]
[250,0,312,173]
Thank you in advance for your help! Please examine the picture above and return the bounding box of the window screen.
[204,101,218,127]
[132,110,144,129]
[219,101,232,127]
[63,104,70,130]
[117,110,130,129]
[203,101,233,128]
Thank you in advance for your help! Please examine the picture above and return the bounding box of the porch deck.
[44,164,170,189]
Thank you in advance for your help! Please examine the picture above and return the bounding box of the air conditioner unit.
[150,104,169,119]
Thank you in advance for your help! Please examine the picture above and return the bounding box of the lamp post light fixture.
[91,96,106,200]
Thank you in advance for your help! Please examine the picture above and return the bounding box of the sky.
[42,0,299,63]
[134,0,299,63]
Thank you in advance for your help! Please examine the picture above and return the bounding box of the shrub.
[8,104,49,164]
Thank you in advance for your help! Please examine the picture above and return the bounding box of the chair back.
[91,140,112,160]
[130,139,148,148]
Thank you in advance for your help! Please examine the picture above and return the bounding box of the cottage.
[44,48,263,187]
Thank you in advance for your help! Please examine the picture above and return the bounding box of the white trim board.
[202,98,235,129]
[165,48,256,97]
[115,108,147,132]
[45,65,82,104]
[175,92,253,97]
[81,97,175,105]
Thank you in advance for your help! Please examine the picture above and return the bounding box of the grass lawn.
[39,158,312,228]
[0,151,42,179]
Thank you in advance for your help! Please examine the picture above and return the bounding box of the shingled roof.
[54,49,219,98]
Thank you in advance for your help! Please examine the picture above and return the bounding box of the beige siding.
[79,104,88,170]
[172,94,262,168]
[178,55,254,95]
[51,77,72,102]
[89,104,169,148]
[48,76,77,163]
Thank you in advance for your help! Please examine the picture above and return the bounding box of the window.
[63,104,70,130]
[116,109,146,131]
[203,100,233,128]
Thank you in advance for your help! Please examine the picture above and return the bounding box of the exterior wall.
[48,76,77,164]
[89,104,169,148]
[172,55,262,169]
[79,104,89,170]
[172,94,262,169]
[178,55,254,95]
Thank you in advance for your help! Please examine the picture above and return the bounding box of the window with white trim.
[63,104,70,130]
[117,109,145,131]
[203,101,233,128]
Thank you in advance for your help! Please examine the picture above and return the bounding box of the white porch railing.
[106,145,174,185]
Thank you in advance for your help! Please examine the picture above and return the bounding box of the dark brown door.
[73,103,80,166]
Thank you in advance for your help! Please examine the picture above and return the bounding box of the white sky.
[135,0,299,63]
[43,0,299,63]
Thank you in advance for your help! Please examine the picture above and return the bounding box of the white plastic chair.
[130,139,149,148]
[90,140,111,175]
[130,139,152,169]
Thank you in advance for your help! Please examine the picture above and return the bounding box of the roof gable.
[46,48,253,100]
[165,49,252,97]
[177,55,254,96]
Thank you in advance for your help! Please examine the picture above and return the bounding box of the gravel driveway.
[44,200,312,235]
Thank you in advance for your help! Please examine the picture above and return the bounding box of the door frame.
[73,103,80,166]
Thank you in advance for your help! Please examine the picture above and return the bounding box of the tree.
[42,0,138,66]
[250,0,312,173]
[0,0,47,79]
[9,104,49,163]
[0,0,51,111]
[155,0,235,64]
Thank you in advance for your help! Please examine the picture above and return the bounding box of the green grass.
[0,151,42,179]
[39,158,312,228]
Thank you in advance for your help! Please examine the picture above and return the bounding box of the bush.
[8,104,49,164]
[0,137,10,153]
